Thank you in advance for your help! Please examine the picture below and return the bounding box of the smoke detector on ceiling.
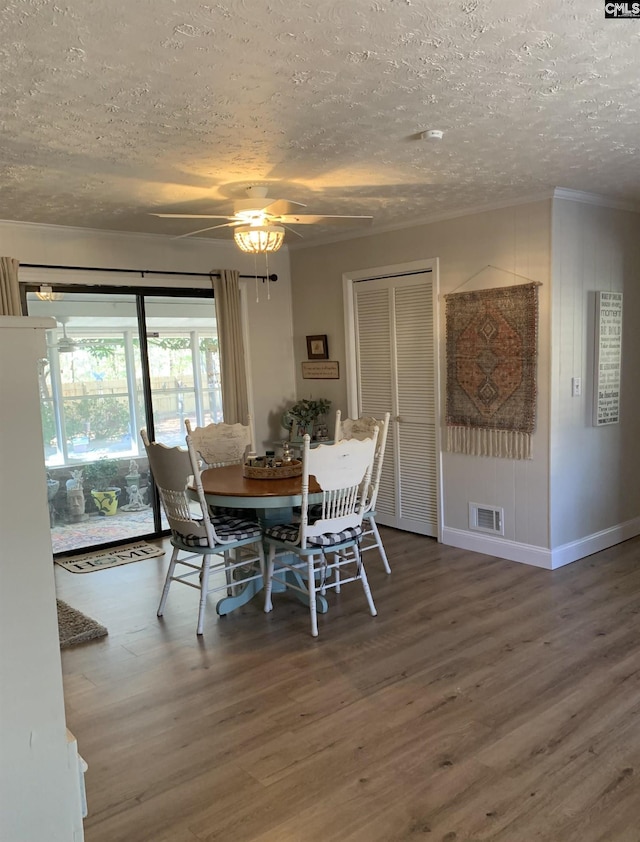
[421,129,444,141]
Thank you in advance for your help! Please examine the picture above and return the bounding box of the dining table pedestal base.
[260,506,329,615]
[215,573,264,616]
[196,465,329,616]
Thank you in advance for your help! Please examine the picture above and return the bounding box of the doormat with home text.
[55,541,165,573]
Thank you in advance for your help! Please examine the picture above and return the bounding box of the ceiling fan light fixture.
[36,284,65,301]
[234,224,285,253]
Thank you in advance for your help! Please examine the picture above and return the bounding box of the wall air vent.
[469,503,504,536]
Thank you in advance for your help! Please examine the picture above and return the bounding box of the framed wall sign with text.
[593,291,623,426]
[302,360,339,379]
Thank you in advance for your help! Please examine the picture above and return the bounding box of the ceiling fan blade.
[263,199,307,216]
[171,221,241,240]
[152,213,234,220]
[281,224,305,239]
[275,214,373,225]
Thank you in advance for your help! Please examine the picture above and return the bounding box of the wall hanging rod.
[21,263,278,282]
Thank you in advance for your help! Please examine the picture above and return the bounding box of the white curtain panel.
[211,269,249,425]
[0,257,21,316]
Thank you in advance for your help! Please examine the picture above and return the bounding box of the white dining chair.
[184,416,255,519]
[184,416,254,467]
[334,410,392,574]
[141,429,265,636]
[263,431,378,637]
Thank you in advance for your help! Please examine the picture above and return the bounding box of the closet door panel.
[354,285,396,520]
[353,272,437,537]
[393,281,437,535]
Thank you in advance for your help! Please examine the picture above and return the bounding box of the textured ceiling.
[1,0,638,245]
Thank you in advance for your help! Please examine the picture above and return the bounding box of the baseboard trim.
[441,528,553,569]
[442,517,640,570]
[550,517,640,569]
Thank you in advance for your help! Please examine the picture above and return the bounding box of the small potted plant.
[285,398,332,441]
[84,458,121,516]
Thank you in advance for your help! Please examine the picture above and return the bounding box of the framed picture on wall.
[306,334,329,360]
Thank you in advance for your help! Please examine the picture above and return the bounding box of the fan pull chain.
[265,252,271,300]
[253,253,259,303]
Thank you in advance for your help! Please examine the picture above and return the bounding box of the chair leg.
[157,545,179,617]
[308,553,319,637]
[224,549,234,596]
[334,551,342,593]
[319,551,329,596]
[197,554,212,635]
[322,551,341,594]
[264,545,275,613]
[256,542,266,589]
[369,515,391,574]
[356,547,377,617]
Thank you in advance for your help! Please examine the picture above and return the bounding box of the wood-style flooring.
[56,529,640,842]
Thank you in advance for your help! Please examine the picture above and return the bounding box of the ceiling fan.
[151,185,373,252]
[50,318,96,354]
[52,317,77,353]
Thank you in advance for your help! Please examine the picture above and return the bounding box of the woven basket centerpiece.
[243,459,302,479]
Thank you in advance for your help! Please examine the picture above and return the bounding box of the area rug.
[445,282,539,459]
[55,540,165,573]
[50,509,156,555]
[57,599,108,649]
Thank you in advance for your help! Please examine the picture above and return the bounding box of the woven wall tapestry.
[445,282,539,459]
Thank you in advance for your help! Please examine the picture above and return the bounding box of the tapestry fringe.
[447,426,532,460]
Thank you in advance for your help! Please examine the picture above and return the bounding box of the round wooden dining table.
[197,464,327,614]
[199,463,321,507]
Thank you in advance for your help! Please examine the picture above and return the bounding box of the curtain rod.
[21,263,278,282]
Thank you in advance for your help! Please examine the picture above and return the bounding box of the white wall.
[290,200,552,559]
[0,220,297,449]
[549,199,640,559]
[0,318,84,840]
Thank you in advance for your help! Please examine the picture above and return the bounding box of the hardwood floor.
[55,530,640,842]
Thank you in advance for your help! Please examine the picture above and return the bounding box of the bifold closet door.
[353,271,437,537]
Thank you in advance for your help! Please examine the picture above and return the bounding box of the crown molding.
[552,187,640,213]
[288,191,556,251]
[0,217,294,252]
[289,187,640,251]
[0,217,169,242]
[1,186,637,255]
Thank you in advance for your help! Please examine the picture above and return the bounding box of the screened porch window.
[39,317,222,469]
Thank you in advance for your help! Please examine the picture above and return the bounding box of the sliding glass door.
[142,296,221,447]
[26,287,218,555]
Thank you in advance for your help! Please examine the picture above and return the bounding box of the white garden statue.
[121,483,147,511]
[66,468,87,522]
